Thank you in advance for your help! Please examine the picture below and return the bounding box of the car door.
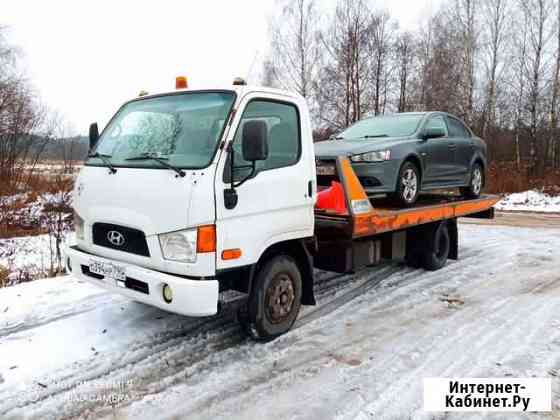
[214,93,315,271]
[446,116,474,183]
[419,115,456,186]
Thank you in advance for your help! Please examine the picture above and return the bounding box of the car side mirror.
[422,127,446,140]
[89,122,99,151]
[242,120,269,161]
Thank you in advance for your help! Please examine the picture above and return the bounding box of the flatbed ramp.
[313,156,500,273]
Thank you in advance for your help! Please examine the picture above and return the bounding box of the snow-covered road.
[1,222,559,420]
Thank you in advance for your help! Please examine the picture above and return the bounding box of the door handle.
[448,144,457,150]
[307,180,313,197]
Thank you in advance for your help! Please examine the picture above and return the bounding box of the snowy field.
[0,222,559,420]
[496,190,560,213]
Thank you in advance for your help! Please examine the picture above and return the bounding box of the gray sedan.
[314,112,487,206]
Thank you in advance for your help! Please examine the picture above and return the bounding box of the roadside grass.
[1,166,76,286]
[486,161,560,195]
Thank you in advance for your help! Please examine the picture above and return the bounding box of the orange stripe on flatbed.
[353,196,500,237]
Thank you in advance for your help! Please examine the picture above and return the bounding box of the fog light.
[162,283,173,303]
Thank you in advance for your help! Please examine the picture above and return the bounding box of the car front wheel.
[393,161,420,206]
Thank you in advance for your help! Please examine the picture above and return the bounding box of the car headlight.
[351,150,391,163]
[159,229,197,263]
[74,211,84,240]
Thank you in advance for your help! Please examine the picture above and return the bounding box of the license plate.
[316,164,335,176]
[89,260,126,281]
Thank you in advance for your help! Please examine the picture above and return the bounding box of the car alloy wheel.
[401,168,418,203]
[471,167,482,195]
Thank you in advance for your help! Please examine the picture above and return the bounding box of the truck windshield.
[338,114,423,139]
[88,91,236,169]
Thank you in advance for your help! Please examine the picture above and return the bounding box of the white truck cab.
[66,79,317,340]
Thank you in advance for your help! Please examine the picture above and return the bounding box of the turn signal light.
[222,248,242,260]
[197,225,216,253]
[176,76,188,89]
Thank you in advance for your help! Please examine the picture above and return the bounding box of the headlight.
[159,229,197,263]
[74,211,84,240]
[351,150,391,163]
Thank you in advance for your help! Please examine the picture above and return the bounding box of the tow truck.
[66,77,499,341]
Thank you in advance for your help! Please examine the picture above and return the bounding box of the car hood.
[314,136,415,158]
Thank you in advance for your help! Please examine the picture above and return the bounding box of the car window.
[446,117,471,138]
[424,116,448,137]
[225,99,301,182]
[338,114,424,139]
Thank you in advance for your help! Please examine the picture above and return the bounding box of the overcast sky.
[3,0,440,134]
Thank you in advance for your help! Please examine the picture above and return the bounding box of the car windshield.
[338,114,424,139]
[88,91,236,169]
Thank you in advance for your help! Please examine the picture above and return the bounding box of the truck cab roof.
[134,84,304,103]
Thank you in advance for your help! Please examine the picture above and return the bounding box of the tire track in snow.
[121,228,557,420]
[4,225,555,420]
[0,292,121,339]
[0,265,397,419]
[5,236,505,419]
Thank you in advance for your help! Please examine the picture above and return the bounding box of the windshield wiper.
[362,134,389,138]
[125,153,186,177]
[88,152,117,174]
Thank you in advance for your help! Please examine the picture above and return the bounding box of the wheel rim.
[472,168,482,194]
[265,273,296,324]
[401,168,418,202]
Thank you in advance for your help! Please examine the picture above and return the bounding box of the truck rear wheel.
[240,255,302,341]
[422,222,450,271]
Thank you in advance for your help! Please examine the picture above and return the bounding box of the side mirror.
[242,120,268,161]
[422,127,446,140]
[89,122,99,151]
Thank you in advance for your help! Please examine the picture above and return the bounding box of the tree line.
[0,26,84,198]
[263,0,560,176]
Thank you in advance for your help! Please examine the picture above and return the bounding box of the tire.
[460,163,484,198]
[422,222,450,271]
[392,161,420,206]
[240,255,302,341]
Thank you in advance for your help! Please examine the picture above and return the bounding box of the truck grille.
[92,223,150,257]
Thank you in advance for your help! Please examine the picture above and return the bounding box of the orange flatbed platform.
[314,157,500,240]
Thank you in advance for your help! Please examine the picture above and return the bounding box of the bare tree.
[268,0,320,99]
[451,0,478,123]
[395,32,415,112]
[479,0,510,136]
[520,0,555,174]
[316,0,372,128]
[368,10,395,115]
[0,26,47,197]
[548,0,560,167]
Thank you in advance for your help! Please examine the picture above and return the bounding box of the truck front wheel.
[240,255,302,341]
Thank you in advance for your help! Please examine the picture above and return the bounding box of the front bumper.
[66,246,219,317]
[352,160,400,193]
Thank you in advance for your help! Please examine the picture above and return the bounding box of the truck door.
[214,93,315,271]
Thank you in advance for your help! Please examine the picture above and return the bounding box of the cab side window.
[446,117,471,138]
[225,100,301,182]
[424,116,448,137]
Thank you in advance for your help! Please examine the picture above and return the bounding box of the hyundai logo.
[107,230,125,246]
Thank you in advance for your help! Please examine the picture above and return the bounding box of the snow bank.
[0,233,74,286]
[496,190,560,213]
